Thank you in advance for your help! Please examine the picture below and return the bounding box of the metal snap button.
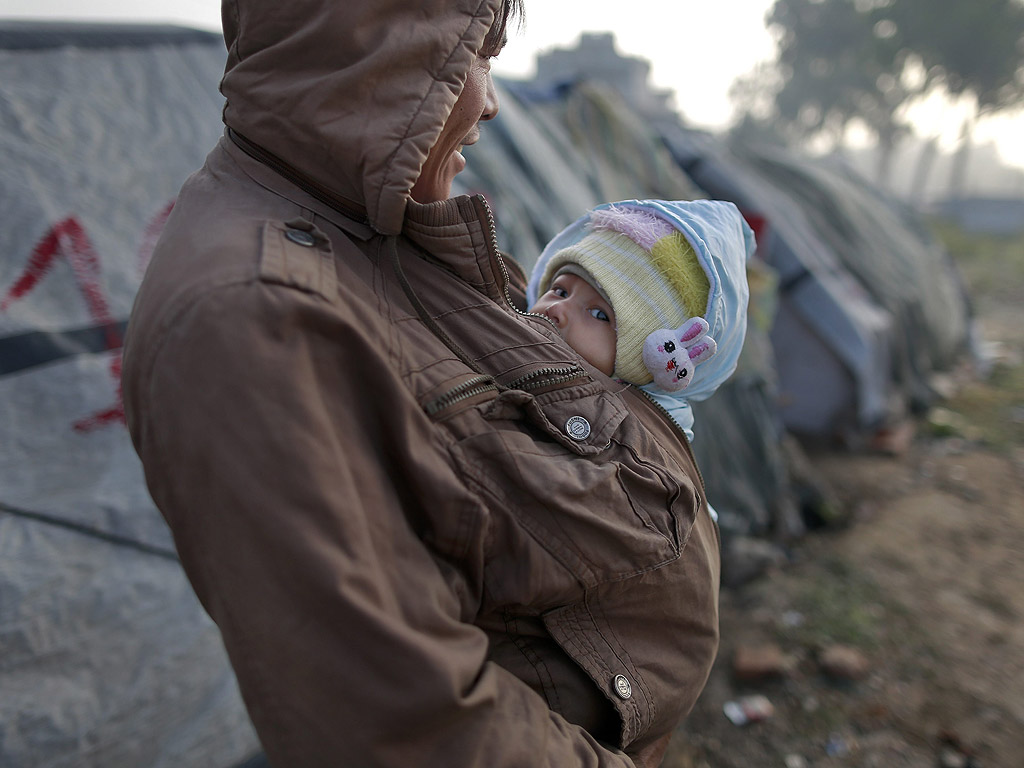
[613,674,632,700]
[565,415,591,441]
[284,228,316,247]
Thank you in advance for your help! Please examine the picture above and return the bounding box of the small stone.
[938,730,978,768]
[939,746,968,768]
[721,536,788,586]
[733,643,791,682]
[723,694,774,726]
[928,407,968,438]
[784,755,806,768]
[859,699,890,722]
[870,419,915,454]
[782,610,805,628]
[825,732,851,757]
[819,644,871,681]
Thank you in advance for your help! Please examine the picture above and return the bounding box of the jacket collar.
[403,195,508,305]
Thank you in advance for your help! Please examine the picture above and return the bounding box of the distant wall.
[932,196,1024,236]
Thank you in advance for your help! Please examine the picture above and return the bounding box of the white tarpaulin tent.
[0,22,259,767]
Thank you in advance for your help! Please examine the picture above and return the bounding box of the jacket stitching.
[499,430,605,579]
[562,604,636,746]
[374,3,490,225]
[139,270,258,392]
[590,591,658,732]
[506,615,564,715]
[374,237,412,374]
[474,340,574,364]
[613,463,676,546]
[404,226,492,294]
[456,449,593,583]
[577,602,639,746]
[225,0,243,60]
[449,414,683,585]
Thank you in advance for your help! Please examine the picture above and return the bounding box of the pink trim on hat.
[589,205,676,252]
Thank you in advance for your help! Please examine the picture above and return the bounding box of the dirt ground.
[661,228,1024,768]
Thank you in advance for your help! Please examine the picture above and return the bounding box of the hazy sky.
[3,1,1022,167]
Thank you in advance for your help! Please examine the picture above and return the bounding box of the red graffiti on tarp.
[1,204,174,432]
[71,353,125,432]
[2,217,116,328]
[137,200,175,275]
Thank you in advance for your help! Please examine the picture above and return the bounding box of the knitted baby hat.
[538,205,712,386]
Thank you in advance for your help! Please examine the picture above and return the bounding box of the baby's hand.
[642,318,717,392]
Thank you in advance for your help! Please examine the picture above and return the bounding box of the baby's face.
[529,272,617,376]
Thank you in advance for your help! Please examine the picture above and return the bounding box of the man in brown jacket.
[122,1,721,766]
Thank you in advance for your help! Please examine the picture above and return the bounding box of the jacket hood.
[528,199,754,440]
[220,0,500,235]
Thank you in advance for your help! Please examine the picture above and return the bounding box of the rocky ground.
[662,224,1024,768]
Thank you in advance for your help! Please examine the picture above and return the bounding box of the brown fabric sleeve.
[132,279,638,768]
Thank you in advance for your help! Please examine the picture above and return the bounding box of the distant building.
[532,32,677,120]
[841,139,1024,208]
[933,196,1024,236]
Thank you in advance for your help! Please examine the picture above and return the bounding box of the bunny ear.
[687,336,717,365]
[678,316,710,343]
[642,319,718,393]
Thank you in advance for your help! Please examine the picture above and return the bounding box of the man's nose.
[482,72,499,121]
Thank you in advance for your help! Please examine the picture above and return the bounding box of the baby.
[527,199,754,444]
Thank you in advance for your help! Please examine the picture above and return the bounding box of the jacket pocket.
[456,380,713,753]
[452,383,699,599]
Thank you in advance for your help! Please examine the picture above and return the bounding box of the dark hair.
[482,0,524,56]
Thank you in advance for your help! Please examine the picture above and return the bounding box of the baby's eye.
[552,286,568,298]
[589,308,610,322]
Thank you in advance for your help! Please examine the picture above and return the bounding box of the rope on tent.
[0,500,180,561]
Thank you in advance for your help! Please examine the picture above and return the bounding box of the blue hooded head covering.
[527,199,755,442]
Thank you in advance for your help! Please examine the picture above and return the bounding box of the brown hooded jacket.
[122,1,720,765]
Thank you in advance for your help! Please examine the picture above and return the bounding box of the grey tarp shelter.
[742,147,972,410]
[661,127,900,441]
[0,22,259,767]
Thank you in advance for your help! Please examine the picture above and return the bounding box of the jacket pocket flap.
[258,220,336,300]
[486,383,627,456]
[541,602,649,749]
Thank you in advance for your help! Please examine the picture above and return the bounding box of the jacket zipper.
[472,194,559,328]
[424,365,588,416]
[506,365,589,392]
[419,197,588,414]
[424,375,498,416]
[637,389,707,497]
[471,194,591,395]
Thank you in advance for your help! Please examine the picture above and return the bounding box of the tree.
[889,0,1024,114]
[734,0,1024,189]
[886,0,1024,196]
